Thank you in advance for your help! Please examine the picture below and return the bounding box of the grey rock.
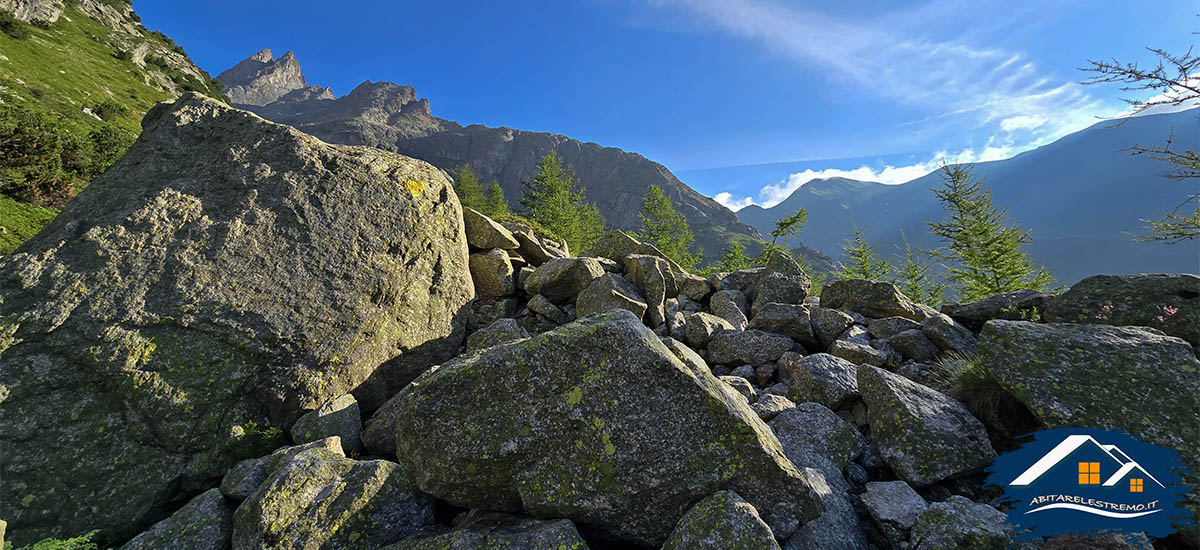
[880,329,939,361]
[0,94,471,542]
[220,458,267,502]
[575,273,648,321]
[593,256,623,273]
[120,489,232,550]
[763,382,790,397]
[683,312,734,349]
[390,310,822,546]
[676,271,713,301]
[668,311,687,341]
[782,454,868,550]
[787,353,860,409]
[867,316,921,339]
[731,364,758,382]
[920,313,978,355]
[624,254,677,326]
[516,266,536,291]
[721,375,758,401]
[941,289,1053,331]
[909,496,1011,550]
[583,230,684,273]
[751,253,810,314]
[466,318,530,352]
[471,296,520,328]
[751,394,796,421]
[527,294,570,325]
[719,268,764,293]
[861,481,927,530]
[1044,273,1200,347]
[749,303,819,349]
[828,339,888,367]
[821,279,922,320]
[290,394,363,453]
[461,207,519,250]
[505,224,568,267]
[858,366,995,486]
[662,491,781,550]
[384,513,589,550]
[895,361,957,394]
[712,289,751,330]
[233,445,434,550]
[660,336,709,374]
[708,330,794,366]
[524,257,606,304]
[216,49,309,106]
[809,307,855,351]
[770,402,865,470]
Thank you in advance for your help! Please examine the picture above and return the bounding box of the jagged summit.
[216,48,314,106]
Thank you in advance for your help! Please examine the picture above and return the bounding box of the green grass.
[0,194,58,253]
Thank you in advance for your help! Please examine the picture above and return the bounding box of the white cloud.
[1000,115,1047,131]
[713,191,755,211]
[721,142,1025,210]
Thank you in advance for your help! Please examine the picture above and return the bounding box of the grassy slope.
[0,3,223,252]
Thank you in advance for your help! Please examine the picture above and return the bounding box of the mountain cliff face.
[214,51,761,263]
[739,109,1200,285]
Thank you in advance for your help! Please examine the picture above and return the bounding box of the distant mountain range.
[215,50,762,262]
[738,109,1200,285]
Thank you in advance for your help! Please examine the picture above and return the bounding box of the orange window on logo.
[1078,462,1100,484]
[1130,478,1143,492]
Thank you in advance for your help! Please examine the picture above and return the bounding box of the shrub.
[945,351,1039,445]
[112,48,133,61]
[14,530,100,550]
[89,99,127,121]
[0,10,32,39]
[30,18,52,30]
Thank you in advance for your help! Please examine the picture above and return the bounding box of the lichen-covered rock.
[469,249,516,297]
[390,310,822,546]
[1044,273,1200,347]
[466,318,530,352]
[749,303,818,350]
[660,336,710,374]
[783,462,867,550]
[624,254,677,327]
[233,445,434,550]
[684,312,734,349]
[462,207,520,250]
[721,375,758,401]
[909,496,1011,550]
[662,491,781,550]
[921,313,977,355]
[385,513,589,550]
[221,458,268,502]
[858,366,994,486]
[523,257,605,304]
[471,296,519,328]
[750,253,810,315]
[290,394,363,453]
[808,307,854,351]
[770,403,864,471]
[787,353,859,409]
[676,271,713,301]
[718,268,764,293]
[867,317,921,339]
[828,339,888,367]
[977,321,1200,493]
[503,222,568,267]
[821,280,922,321]
[712,289,750,330]
[941,289,1052,331]
[709,330,794,366]
[583,230,683,273]
[879,329,939,361]
[0,93,471,544]
[861,481,927,530]
[751,394,796,421]
[120,489,233,550]
[575,273,648,320]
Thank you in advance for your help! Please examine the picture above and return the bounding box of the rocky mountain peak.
[216,48,308,106]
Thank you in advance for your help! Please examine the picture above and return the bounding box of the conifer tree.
[483,181,508,217]
[449,164,485,211]
[758,209,807,265]
[638,185,701,270]
[928,165,1053,302]
[519,151,606,253]
[714,240,755,272]
[893,230,947,305]
[838,219,891,281]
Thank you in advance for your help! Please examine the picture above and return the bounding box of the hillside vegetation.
[0,0,225,252]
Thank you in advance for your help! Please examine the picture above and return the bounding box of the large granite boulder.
[978,321,1200,489]
[462,207,519,250]
[576,273,648,321]
[468,248,515,297]
[233,443,434,550]
[390,310,822,546]
[583,230,684,273]
[683,312,734,349]
[1043,274,1200,347]
[787,354,860,409]
[858,366,995,486]
[661,491,781,550]
[289,394,363,453]
[0,94,472,544]
[749,303,819,350]
[940,289,1052,331]
[624,254,677,327]
[908,496,1012,550]
[523,257,605,304]
[711,289,750,330]
[821,280,922,321]
[708,330,794,366]
[750,253,809,314]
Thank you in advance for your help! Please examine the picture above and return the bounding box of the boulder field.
[1,95,1197,549]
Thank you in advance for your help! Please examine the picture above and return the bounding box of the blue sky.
[137,0,1196,208]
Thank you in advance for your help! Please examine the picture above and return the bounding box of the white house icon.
[1009,434,1165,489]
